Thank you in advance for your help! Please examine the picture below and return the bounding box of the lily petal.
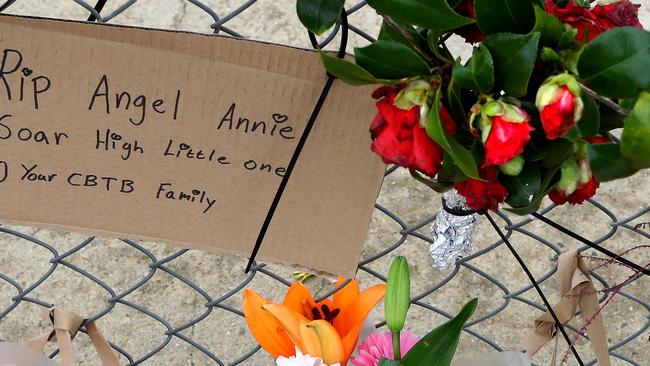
[307,320,345,365]
[333,278,360,312]
[242,289,294,358]
[333,284,386,338]
[341,320,366,365]
[263,303,311,353]
[283,282,316,316]
[298,320,322,358]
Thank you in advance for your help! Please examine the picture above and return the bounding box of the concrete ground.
[0,1,648,365]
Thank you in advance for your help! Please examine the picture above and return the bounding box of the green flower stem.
[392,331,401,362]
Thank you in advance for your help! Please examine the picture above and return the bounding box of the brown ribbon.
[25,308,120,366]
[520,250,610,365]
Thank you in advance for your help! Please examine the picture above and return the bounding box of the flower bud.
[536,74,584,140]
[385,256,410,333]
[394,80,431,110]
[479,100,534,166]
[556,158,580,196]
[499,155,525,176]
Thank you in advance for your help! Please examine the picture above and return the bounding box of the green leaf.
[452,44,494,94]
[578,27,650,99]
[540,139,573,167]
[502,164,541,207]
[447,80,467,124]
[505,165,560,215]
[411,170,454,193]
[577,94,600,137]
[379,20,429,52]
[366,0,474,31]
[379,358,400,366]
[475,0,535,35]
[564,126,582,142]
[557,28,580,50]
[620,92,650,168]
[588,143,638,182]
[296,0,345,35]
[401,298,478,366]
[483,32,541,97]
[532,5,565,46]
[319,52,377,85]
[355,41,431,79]
[424,88,480,179]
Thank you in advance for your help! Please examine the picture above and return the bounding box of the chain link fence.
[0,1,648,365]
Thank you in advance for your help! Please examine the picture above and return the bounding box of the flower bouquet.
[242,256,481,366]
[296,0,650,213]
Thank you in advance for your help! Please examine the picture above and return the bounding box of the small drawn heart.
[272,114,288,123]
[22,68,33,77]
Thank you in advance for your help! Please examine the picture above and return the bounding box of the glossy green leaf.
[355,41,431,79]
[378,20,429,52]
[401,298,478,366]
[296,0,345,35]
[366,0,474,31]
[411,170,454,192]
[540,139,573,167]
[577,94,600,137]
[588,143,638,182]
[447,80,467,124]
[423,88,480,179]
[505,165,560,215]
[319,52,377,85]
[452,44,494,93]
[620,92,650,168]
[502,164,541,207]
[484,32,541,97]
[578,27,650,98]
[532,5,565,46]
[557,28,580,50]
[475,0,535,35]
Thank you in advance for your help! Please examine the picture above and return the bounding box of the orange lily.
[242,278,386,365]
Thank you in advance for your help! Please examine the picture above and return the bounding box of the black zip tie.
[87,0,107,22]
[483,211,585,366]
[531,211,650,277]
[245,11,348,273]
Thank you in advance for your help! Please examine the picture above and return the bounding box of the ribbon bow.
[520,250,610,365]
[25,308,120,366]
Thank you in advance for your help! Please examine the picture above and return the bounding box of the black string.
[483,212,585,366]
[531,212,650,277]
[245,11,349,272]
[87,0,107,22]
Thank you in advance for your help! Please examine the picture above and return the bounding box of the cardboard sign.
[0,15,385,277]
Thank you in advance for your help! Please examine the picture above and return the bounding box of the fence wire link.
[0,1,648,365]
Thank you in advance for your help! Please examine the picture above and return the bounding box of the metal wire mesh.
[0,1,648,365]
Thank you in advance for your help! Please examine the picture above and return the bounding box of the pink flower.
[350,331,420,366]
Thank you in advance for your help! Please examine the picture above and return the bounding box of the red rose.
[455,0,486,43]
[546,0,642,41]
[549,176,599,205]
[455,167,509,211]
[370,85,451,177]
[484,109,534,166]
[536,75,584,140]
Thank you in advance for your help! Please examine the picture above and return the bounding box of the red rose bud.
[455,167,509,211]
[549,176,599,205]
[536,75,584,140]
[480,101,534,166]
[370,85,450,177]
[455,0,486,43]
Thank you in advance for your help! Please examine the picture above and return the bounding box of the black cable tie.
[245,10,349,273]
[484,212,585,366]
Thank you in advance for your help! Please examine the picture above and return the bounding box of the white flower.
[275,347,341,366]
